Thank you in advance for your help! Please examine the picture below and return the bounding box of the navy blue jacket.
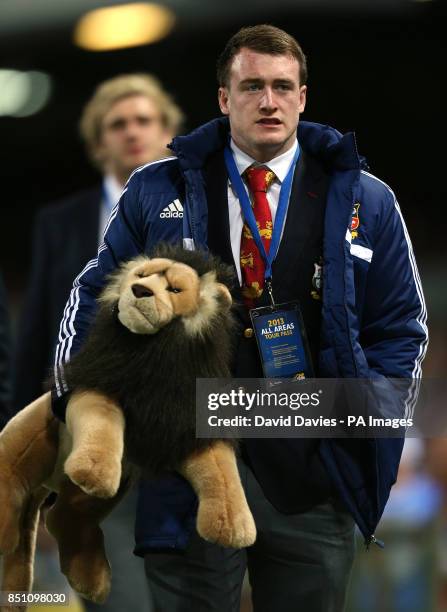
[53,117,428,553]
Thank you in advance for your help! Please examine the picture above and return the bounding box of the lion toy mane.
[0,244,256,608]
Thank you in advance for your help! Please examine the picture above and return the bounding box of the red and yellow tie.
[240,166,276,308]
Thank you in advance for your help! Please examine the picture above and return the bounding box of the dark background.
[1,3,446,608]
[0,0,445,334]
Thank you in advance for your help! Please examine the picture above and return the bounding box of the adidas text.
[160,200,183,219]
[160,210,183,218]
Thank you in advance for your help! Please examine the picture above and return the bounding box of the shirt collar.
[230,138,298,184]
[103,174,124,208]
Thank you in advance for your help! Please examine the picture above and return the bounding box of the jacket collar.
[169,116,367,173]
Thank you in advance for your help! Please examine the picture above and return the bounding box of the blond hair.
[80,73,184,166]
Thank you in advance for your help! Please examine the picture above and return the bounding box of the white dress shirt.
[99,174,125,245]
[227,138,298,284]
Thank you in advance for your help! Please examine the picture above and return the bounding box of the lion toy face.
[100,255,232,335]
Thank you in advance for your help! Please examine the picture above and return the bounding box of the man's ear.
[160,128,175,152]
[93,141,107,169]
[218,87,230,115]
[298,85,307,114]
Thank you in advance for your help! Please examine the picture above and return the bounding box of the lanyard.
[224,143,300,281]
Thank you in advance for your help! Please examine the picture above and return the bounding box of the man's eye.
[167,286,181,293]
[246,84,261,91]
[108,120,126,131]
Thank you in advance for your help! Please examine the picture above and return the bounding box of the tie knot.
[245,166,275,193]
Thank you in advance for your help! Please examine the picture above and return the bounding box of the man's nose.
[124,121,141,138]
[259,87,276,110]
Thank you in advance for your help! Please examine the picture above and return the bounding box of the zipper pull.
[365,534,385,551]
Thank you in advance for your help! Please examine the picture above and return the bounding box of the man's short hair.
[216,24,307,88]
[80,73,184,165]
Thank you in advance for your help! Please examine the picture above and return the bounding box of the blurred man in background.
[14,73,183,409]
[13,73,184,611]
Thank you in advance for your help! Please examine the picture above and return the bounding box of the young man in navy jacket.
[52,25,428,611]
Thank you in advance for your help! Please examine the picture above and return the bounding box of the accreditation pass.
[250,301,314,379]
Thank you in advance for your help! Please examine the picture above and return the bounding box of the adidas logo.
[160,199,183,218]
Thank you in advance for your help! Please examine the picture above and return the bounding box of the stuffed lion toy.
[0,245,256,608]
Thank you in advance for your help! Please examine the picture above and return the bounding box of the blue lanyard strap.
[224,143,300,279]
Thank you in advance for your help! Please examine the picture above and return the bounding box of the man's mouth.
[256,118,281,126]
